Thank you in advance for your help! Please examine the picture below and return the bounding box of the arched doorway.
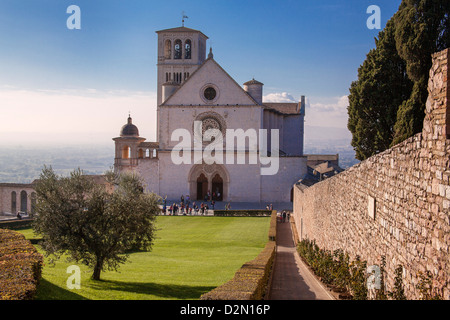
[188,164,230,202]
[20,190,27,213]
[11,191,17,214]
[196,173,208,201]
[212,174,223,201]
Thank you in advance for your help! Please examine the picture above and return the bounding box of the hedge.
[268,210,277,241]
[200,241,276,300]
[213,210,272,217]
[0,228,43,300]
[0,218,34,230]
[200,211,277,300]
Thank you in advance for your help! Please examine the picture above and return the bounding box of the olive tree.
[33,167,160,280]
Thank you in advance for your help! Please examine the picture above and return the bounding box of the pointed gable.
[162,58,259,106]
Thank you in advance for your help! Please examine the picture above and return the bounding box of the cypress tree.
[348,0,450,159]
[391,0,450,145]
[348,19,412,160]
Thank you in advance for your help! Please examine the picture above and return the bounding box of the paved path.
[269,219,335,300]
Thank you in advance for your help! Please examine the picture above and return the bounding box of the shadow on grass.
[86,279,216,300]
[35,279,89,300]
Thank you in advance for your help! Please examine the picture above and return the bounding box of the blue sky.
[0,0,402,145]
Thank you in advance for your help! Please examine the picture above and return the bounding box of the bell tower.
[156,26,209,106]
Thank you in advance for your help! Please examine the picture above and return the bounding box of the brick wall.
[293,48,450,299]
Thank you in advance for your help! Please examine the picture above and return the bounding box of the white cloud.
[0,88,351,146]
[0,88,157,145]
[263,92,296,103]
[308,95,349,113]
[304,95,349,128]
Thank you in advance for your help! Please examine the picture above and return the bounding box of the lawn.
[18,216,270,300]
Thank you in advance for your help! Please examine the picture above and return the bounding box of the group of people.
[161,195,216,216]
[203,190,222,202]
[279,210,290,223]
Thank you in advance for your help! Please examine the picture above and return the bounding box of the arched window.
[164,39,172,59]
[20,190,27,213]
[122,146,131,159]
[146,149,150,158]
[174,39,182,59]
[152,149,157,158]
[185,39,191,59]
[11,191,17,214]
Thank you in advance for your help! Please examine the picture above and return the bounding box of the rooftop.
[156,26,209,39]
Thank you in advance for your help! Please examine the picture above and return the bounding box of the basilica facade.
[113,26,307,203]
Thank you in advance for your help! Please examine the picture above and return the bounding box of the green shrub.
[388,265,406,300]
[0,229,43,300]
[416,270,443,300]
[297,238,366,299]
[0,219,34,230]
[214,210,272,217]
[268,211,277,241]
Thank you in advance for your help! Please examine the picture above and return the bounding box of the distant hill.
[304,125,352,141]
[0,144,114,184]
[0,125,359,184]
[304,125,359,169]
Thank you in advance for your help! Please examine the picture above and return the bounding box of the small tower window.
[122,146,131,159]
[174,39,182,59]
[164,39,172,59]
[185,39,191,59]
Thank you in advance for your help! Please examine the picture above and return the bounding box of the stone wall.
[0,184,36,215]
[293,48,450,299]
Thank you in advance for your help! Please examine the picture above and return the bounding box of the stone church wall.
[261,156,307,203]
[293,48,450,299]
[0,184,36,215]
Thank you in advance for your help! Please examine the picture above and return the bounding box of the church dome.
[120,115,139,137]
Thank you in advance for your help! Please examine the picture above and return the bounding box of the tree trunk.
[92,257,103,280]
